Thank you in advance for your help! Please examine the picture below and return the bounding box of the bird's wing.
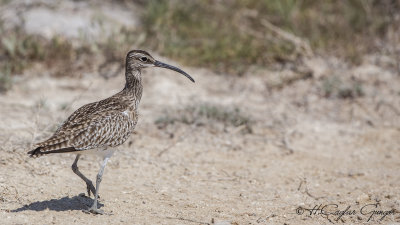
[55,98,126,134]
[69,111,136,150]
[29,99,137,156]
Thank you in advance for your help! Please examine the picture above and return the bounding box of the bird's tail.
[27,147,42,158]
[28,146,77,158]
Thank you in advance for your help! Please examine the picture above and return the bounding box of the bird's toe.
[83,207,104,215]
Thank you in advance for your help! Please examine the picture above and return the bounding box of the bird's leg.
[72,154,96,197]
[86,155,111,215]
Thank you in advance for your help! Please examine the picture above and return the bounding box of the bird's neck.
[122,68,143,106]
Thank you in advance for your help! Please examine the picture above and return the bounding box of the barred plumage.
[27,50,195,214]
[30,91,140,156]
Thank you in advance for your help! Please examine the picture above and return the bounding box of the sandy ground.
[0,55,399,225]
[1,1,400,224]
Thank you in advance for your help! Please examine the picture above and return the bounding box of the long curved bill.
[154,61,195,83]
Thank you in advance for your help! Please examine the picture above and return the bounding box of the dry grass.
[0,17,142,86]
[321,75,364,99]
[140,0,399,73]
[155,103,253,133]
[1,0,399,92]
[0,26,76,73]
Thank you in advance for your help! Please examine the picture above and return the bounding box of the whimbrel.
[28,50,195,214]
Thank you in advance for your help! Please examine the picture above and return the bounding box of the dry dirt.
[0,55,399,225]
[1,1,400,224]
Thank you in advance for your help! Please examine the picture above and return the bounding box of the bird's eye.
[140,57,148,62]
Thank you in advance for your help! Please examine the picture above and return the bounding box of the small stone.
[356,193,370,203]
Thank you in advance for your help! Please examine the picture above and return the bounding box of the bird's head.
[126,50,195,82]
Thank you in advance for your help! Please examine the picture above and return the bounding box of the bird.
[27,50,195,214]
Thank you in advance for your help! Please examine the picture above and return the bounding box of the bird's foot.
[83,206,104,215]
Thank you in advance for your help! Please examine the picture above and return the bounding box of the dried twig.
[298,178,325,200]
[157,125,195,157]
[260,19,314,57]
[165,216,210,225]
[375,100,400,116]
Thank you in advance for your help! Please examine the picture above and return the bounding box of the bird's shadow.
[11,195,103,212]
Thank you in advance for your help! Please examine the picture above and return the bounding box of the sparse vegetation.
[0,16,144,84]
[321,75,364,99]
[0,25,78,77]
[155,103,252,133]
[141,0,296,75]
[0,71,12,92]
[0,0,399,93]
[140,0,399,73]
